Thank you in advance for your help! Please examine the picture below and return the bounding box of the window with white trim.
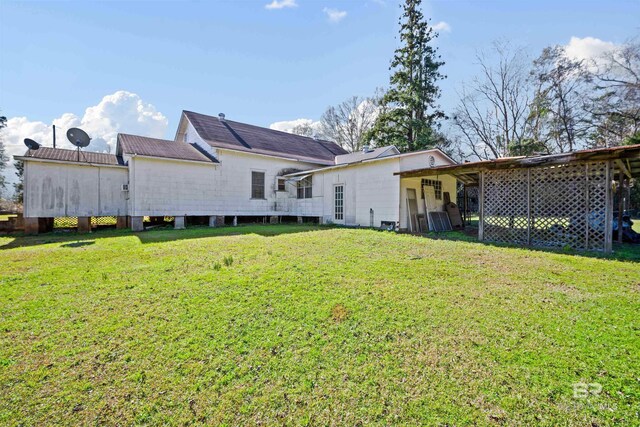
[297,176,313,199]
[277,177,286,192]
[251,171,265,199]
[421,179,442,200]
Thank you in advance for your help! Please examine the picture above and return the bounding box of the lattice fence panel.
[586,162,608,251]
[54,217,78,228]
[483,169,529,244]
[530,164,588,248]
[481,161,609,251]
[93,216,117,227]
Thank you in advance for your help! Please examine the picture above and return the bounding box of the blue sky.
[1,0,639,147]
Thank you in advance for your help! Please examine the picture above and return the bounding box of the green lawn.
[1,225,639,425]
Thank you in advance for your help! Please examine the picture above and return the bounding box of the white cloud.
[564,36,619,63]
[431,21,451,33]
[323,7,347,23]
[269,118,322,134]
[265,0,297,10]
[1,90,168,189]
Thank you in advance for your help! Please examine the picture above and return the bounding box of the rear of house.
[16,110,457,233]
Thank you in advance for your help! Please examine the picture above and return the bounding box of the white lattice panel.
[483,169,529,244]
[482,161,609,251]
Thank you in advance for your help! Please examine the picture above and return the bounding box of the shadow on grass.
[421,226,640,263]
[0,223,329,251]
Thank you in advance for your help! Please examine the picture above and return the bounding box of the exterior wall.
[210,149,321,216]
[399,150,453,172]
[306,159,401,227]
[128,156,218,216]
[23,160,128,218]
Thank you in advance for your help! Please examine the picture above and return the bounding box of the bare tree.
[452,42,533,159]
[583,40,640,147]
[320,93,381,152]
[289,122,317,138]
[530,46,587,152]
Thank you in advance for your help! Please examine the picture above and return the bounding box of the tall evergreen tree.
[367,0,445,152]
[0,116,8,198]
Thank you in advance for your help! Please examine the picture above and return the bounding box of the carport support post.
[131,216,144,232]
[174,216,186,230]
[77,217,91,233]
[604,162,613,253]
[617,170,624,244]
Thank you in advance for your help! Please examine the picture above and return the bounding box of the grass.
[1,225,639,425]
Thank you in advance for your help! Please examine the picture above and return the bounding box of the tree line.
[296,0,639,159]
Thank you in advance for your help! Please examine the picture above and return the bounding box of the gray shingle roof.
[184,111,348,165]
[18,147,125,166]
[118,134,217,163]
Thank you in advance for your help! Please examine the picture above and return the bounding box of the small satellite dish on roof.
[66,127,91,148]
[24,138,41,150]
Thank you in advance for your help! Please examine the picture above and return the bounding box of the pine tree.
[367,0,445,152]
[0,116,8,198]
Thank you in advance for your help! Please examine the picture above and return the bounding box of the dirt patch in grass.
[330,304,349,322]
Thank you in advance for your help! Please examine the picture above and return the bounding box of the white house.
[16,110,457,234]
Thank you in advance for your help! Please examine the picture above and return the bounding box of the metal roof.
[184,110,348,165]
[117,134,218,163]
[334,146,400,164]
[17,147,125,166]
[395,144,640,185]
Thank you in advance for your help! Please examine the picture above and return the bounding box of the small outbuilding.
[396,144,640,253]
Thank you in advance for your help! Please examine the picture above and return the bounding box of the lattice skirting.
[481,161,611,251]
[54,216,118,228]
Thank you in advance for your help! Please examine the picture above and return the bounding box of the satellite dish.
[66,128,91,148]
[24,138,41,150]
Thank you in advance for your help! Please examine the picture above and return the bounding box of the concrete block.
[270,215,279,224]
[208,216,217,227]
[131,216,144,232]
[77,217,91,233]
[297,216,303,224]
[233,216,237,227]
[174,216,186,230]
[116,216,128,229]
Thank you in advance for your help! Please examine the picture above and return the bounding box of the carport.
[396,144,640,253]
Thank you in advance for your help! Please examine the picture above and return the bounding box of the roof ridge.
[183,110,339,145]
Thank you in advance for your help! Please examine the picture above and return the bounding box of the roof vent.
[218,113,225,122]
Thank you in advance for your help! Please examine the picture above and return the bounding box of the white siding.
[128,157,218,216]
[308,159,401,227]
[23,161,128,218]
[211,149,321,216]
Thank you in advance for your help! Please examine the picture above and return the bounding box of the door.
[334,184,345,224]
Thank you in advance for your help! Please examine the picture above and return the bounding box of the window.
[277,177,286,192]
[297,176,313,199]
[334,185,344,221]
[251,171,265,199]
[421,179,442,200]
